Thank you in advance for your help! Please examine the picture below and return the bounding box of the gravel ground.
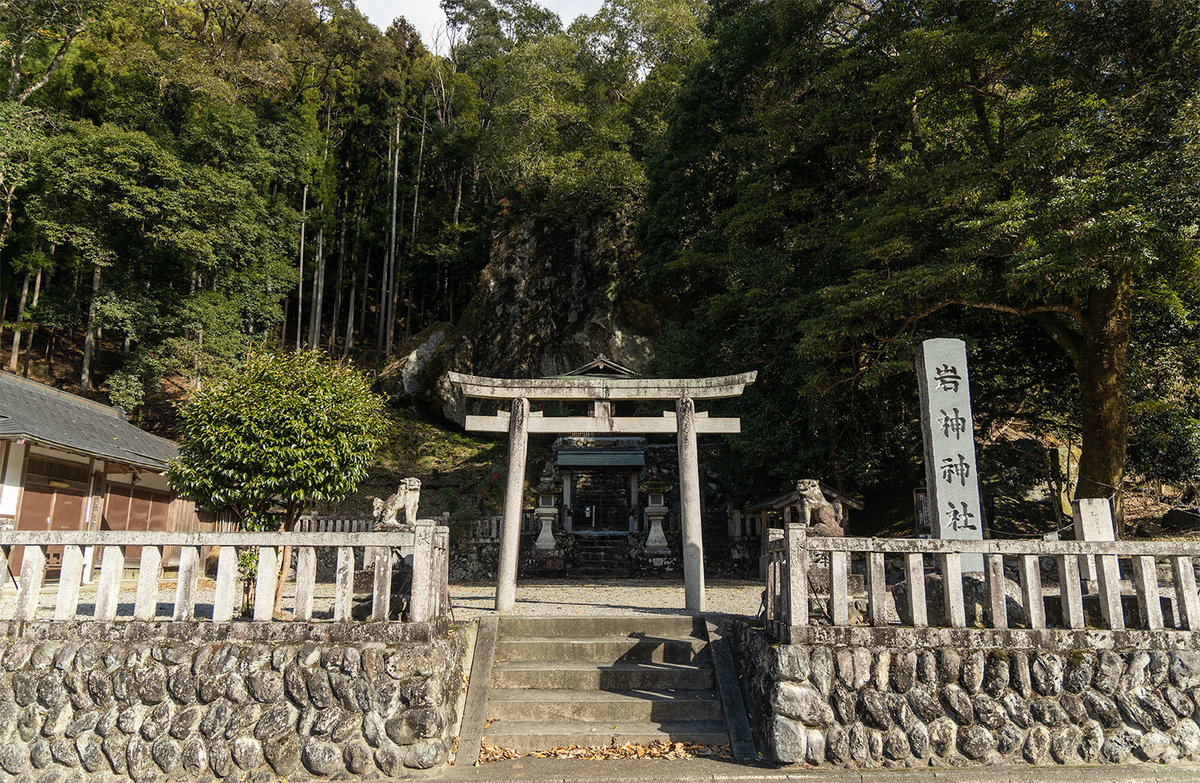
[447,578,763,620]
[0,577,764,622]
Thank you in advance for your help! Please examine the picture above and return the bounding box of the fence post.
[134,546,162,621]
[15,545,46,622]
[94,545,126,622]
[785,501,808,642]
[411,522,435,623]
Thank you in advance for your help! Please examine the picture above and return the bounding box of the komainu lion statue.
[372,477,421,528]
[796,478,845,536]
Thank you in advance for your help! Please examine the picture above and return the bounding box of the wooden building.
[0,371,193,577]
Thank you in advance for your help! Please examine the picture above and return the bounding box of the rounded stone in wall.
[101,735,128,775]
[805,727,825,765]
[956,725,995,760]
[995,723,1022,756]
[225,673,249,705]
[53,643,79,673]
[770,715,806,763]
[1001,692,1033,729]
[50,736,75,766]
[332,712,362,743]
[1101,730,1136,763]
[167,667,197,705]
[907,688,942,723]
[907,721,930,759]
[1030,697,1068,728]
[301,737,340,776]
[1064,652,1094,694]
[937,650,962,685]
[1084,691,1120,729]
[1174,719,1200,759]
[1079,720,1104,763]
[824,723,849,765]
[891,651,916,694]
[0,741,28,774]
[75,732,105,773]
[961,651,985,695]
[1164,686,1195,718]
[927,717,956,758]
[232,736,263,770]
[831,686,857,724]
[1137,688,1178,731]
[30,643,58,670]
[124,737,154,781]
[847,722,869,762]
[1094,651,1123,694]
[343,740,371,774]
[208,740,233,778]
[881,727,909,761]
[200,702,232,740]
[1059,692,1086,724]
[263,734,302,777]
[404,738,446,770]
[971,693,1006,730]
[29,739,51,770]
[180,739,206,778]
[1049,724,1081,764]
[860,689,891,730]
[150,736,182,774]
[1137,731,1174,762]
[809,647,833,696]
[940,685,974,725]
[374,741,404,778]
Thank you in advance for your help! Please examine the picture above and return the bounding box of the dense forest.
[3,0,1200,527]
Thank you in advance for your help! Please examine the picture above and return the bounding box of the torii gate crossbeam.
[449,371,756,613]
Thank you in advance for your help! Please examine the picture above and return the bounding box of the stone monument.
[916,338,984,572]
[372,477,421,528]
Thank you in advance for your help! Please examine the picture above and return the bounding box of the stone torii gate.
[449,368,756,612]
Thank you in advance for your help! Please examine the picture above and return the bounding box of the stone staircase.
[570,535,632,576]
[478,616,729,753]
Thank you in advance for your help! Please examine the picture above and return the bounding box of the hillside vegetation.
[4,0,1200,536]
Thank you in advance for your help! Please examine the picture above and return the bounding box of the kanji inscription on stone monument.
[917,338,984,571]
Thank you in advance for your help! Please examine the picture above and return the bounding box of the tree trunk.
[80,266,102,392]
[307,226,325,349]
[8,270,30,372]
[1068,269,1132,533]
[383,115,401,359]
[22,268,41,377]
[296,183,308,351]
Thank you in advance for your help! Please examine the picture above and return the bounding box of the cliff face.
[381,213,657,421]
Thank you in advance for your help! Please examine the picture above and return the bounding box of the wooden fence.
[0,526,450,625]
[766,498,1200,643]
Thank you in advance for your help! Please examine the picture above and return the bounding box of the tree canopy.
[169,350,387,530]
[640,0,1200,517]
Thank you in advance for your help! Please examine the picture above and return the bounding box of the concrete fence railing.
[0,526,450,625]
[766,503,1200,644]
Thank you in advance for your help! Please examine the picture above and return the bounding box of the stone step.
[486,688,723,722]
[498,615,706,639]
[492,660,715,691]
[496,635,709,664]
[481,720,729,753]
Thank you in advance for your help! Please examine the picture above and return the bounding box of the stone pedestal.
[534,507,558,551]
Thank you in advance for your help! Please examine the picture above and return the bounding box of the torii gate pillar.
[496,397,529,612]
[677,397,704,611]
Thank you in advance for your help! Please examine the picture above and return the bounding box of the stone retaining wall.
[0,623,466,780]
[736,622,1200,768]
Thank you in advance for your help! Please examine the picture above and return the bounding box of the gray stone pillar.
[677,396,705,612]
[497,397,530,612]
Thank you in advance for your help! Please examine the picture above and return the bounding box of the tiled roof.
[0,371,177,471]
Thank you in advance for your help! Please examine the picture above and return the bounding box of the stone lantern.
[534,472,560,552]
[642,480,671,554]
